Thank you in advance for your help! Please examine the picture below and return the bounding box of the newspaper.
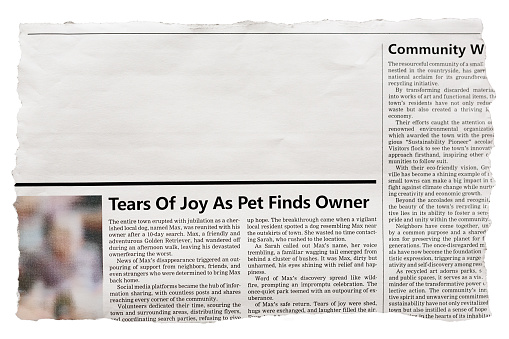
[15,19,494,322]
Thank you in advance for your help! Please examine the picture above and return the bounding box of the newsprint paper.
[15,19,494,322]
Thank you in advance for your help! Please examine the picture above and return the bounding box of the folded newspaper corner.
[15,19,495,322]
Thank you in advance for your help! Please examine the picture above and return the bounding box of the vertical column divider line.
[381,44,385,313]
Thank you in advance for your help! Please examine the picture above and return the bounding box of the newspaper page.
[15,19,494,322]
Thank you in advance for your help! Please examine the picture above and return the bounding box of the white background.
[1,1,507,338]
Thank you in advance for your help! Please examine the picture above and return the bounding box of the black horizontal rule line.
[15,180,376,187]
[26,32,479,36]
